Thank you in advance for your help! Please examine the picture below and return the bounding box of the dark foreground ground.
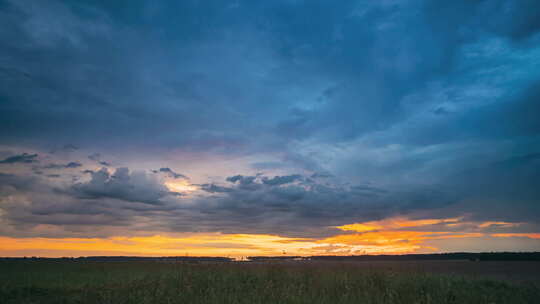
[1,260,539,304]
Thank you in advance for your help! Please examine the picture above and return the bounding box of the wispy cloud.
[0,153,38,164]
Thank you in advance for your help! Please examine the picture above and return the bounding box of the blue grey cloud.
[0,153,38,164]
[158,168,188,179]
[42,161,82,169]
[68,167,180,205]
[262,174,303,186]
[0,0,539,239]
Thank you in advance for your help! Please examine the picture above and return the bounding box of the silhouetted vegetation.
[305,252,540,262]
[0,256,234,262]
[3,251,538,264]
[1,259,539,303]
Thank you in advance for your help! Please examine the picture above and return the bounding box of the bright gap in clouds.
[165,180,198,193]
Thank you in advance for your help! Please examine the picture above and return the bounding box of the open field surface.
[1,260,539,304]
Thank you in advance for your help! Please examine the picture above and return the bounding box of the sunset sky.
[1,0,539,258]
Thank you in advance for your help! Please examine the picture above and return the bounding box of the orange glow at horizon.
[1,217,537,257]
[491,233,540,239]
[325,217,484,254]
[336,217,462,233]
[0,234,309,258]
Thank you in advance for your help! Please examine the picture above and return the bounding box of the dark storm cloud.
[87,153,111,166]
[0,169,453,238]
[199,184,233,193]
[0,153,38,164]
[204,174,303,192]
[472,0,540,40]
[42,161,82,169]
[187,173,456,237]
[382,80,540,147]
[262,174,302,186]
[226,175,257,186]
[88,153,101,161]
[158,168,188,179]
[442,152,540,223]
[0,174,148,234]
[1,0,538,151]
[0,167,194,237]
[0,0,539,238]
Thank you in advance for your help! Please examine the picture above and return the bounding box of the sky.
[0,0,539,258]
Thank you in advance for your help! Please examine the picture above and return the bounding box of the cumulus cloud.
[69,167,179,205]
[0,168,454,239]
[0,168,187,237]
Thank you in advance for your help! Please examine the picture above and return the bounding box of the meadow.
[1,259,539,304]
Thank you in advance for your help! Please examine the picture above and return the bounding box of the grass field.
[1,260,539,304]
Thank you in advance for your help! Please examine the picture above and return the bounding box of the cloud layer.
[0,0,539,254]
